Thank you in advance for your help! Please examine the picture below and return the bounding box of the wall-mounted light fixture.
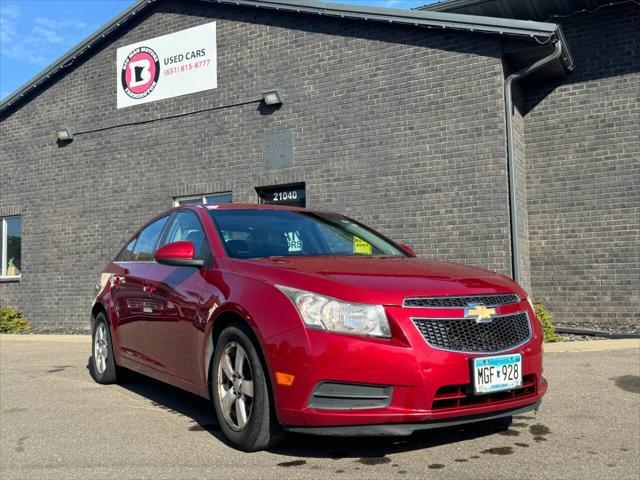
[56,128,74,142]
[261,89,283,106]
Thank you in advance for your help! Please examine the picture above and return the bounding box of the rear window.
[209,209,405,259]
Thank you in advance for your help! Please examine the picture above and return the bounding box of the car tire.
[211,324,283,451]
[91,312,118,384]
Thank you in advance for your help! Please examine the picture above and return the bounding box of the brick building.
[0,0,637,330]
[420,0,639,329]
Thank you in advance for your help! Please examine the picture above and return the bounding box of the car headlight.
[277,286,391,338]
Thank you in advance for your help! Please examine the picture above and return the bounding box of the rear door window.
[132,216,169,261]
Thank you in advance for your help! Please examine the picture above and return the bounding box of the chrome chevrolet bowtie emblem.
[465,304,496,323]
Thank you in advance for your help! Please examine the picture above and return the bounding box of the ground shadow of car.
[86,356,226,440]
[87,357,511,457]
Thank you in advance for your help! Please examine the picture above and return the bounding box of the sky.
[0,0,435,100]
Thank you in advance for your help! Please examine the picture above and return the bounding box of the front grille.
[412,312,531,353]
[432,374,537,410]
[404,294,520,308]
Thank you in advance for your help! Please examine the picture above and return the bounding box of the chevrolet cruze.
[91,204,546,451]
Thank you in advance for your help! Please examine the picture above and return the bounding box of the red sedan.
[91,204,546,451]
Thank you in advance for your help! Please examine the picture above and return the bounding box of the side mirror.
[399,243,417,257]
[155,241,204,267]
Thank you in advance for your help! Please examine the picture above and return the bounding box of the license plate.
[473,354,522,394]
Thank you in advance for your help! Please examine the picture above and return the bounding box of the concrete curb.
[545,339,640,352]
[0,334,90,342]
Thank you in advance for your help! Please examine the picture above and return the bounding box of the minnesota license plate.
[473,354,522,394]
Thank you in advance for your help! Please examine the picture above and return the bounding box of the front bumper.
[285,400,541,436]
[267,301,546,428]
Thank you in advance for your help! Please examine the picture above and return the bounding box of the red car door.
[142,210,208,384]
[111,215,169,365]
[110,240,148,362]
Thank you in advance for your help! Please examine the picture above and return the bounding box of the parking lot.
[1,335,638,479]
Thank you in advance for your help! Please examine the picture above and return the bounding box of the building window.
[174,192,232,206]
[1,216,21,279]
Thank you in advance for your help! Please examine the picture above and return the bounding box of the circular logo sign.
[121,46,160,99]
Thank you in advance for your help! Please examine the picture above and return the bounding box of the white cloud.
[0,17,16,43]
[32,26,65,44]
[0,4,19,44]
[0,4,20,19]
[0,4,93,66]
[34,17,88,30]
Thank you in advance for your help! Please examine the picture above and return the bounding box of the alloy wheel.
[217,341,254,431]
[94,323,108,374]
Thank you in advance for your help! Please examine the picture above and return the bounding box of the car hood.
[231,256,523,306]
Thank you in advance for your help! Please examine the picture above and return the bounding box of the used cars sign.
[116,22,217,108]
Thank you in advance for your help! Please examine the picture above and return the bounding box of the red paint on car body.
[93,204,545,430]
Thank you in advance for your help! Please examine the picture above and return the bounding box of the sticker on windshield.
[353,236,372,254]
[285,231,303,252]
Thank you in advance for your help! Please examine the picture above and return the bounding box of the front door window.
[160,211,210,261]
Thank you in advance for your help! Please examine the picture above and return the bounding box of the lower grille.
[432,374,537,410]
[413,312,531,353]
[308,382,392,410]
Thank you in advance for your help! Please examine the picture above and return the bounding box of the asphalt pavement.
[1,335,638,479]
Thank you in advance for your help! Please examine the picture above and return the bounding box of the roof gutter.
[505,39,563,283]
[207,0,559,37]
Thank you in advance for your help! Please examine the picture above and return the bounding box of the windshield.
[209,209,407,259]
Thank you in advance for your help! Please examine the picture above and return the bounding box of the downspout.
[504,39,562,283]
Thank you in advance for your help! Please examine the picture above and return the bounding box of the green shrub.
[534,300,561,343]
[0,304,31,333]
